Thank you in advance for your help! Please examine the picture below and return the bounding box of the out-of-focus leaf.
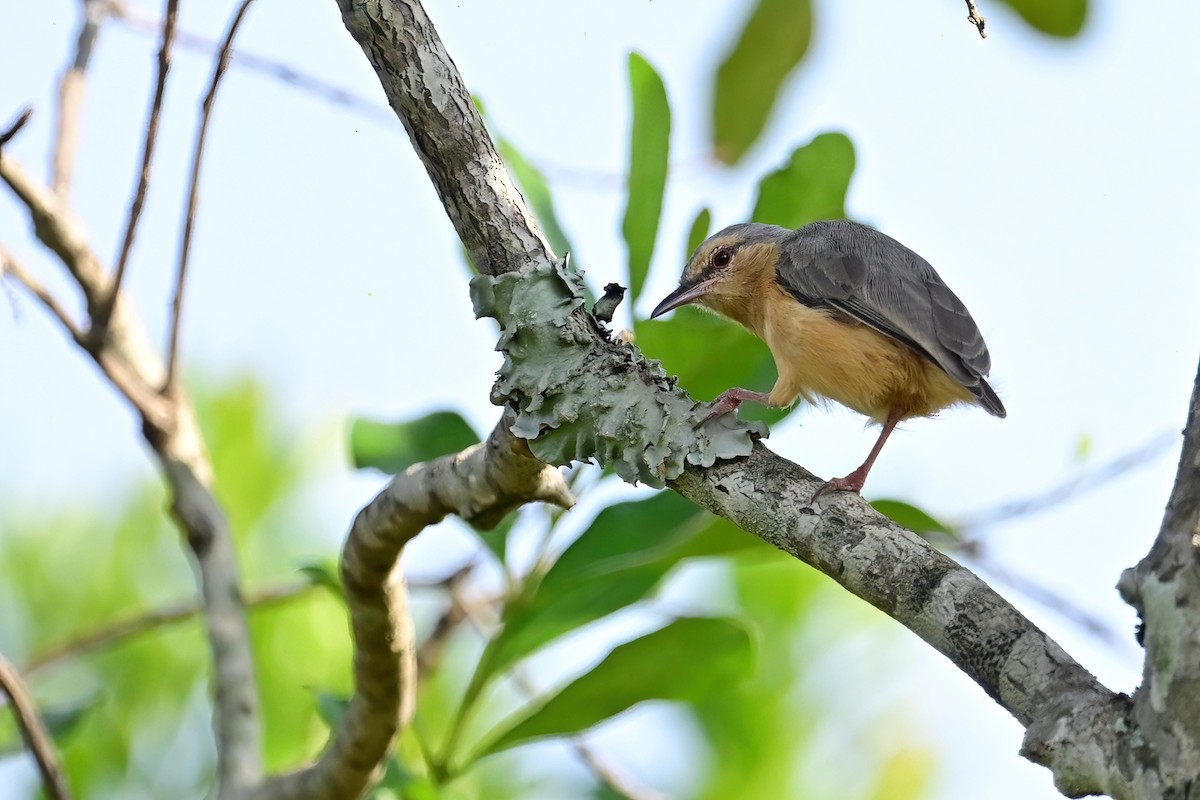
[870,499,956,539]
[42,694,101,742]
[310,688,349,730]
[195,378,306,541]
[298,560,343,597]
[477,617,753,757]
[635,309,789,424]
[349,411,479,475]
[539,491,705,593]
[685,207,712,260]
[713,0,813,164]
[489,564,665,679]
[476,509,516,566]
[752,133,855,229]
[865,747,937,800]
[621,52,671,304]
[478,492,764,696]
[498,137,573,262]
[998,0,1086,37]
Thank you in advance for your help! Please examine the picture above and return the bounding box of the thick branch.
[334,0,551,275]
[1113,358,1200,797]
[334,2,1136,797]
[0,653,71,800]
[256,419,572,800]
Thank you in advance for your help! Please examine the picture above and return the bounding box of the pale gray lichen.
[470,259,766,488]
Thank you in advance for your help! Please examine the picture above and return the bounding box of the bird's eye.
[712,248,733,269]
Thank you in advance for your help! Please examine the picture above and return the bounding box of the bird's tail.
[976,379,1006,418]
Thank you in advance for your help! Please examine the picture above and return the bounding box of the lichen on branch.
[470,258,766,487]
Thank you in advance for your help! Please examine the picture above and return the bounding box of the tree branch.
[1111,359,1200,797]
[965,0,987,38]
[0,244,84,340]
[22,581,316,678]
[165,0,256,393]
[99,0,179,334]
[333,1,1144,796]
[1,150,261,796]
[255,418,572,800]
[51,0,110,197]
[334,0,550,276]
[0,652,71,800]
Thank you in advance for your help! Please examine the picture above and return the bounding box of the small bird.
[650,220,1005,499]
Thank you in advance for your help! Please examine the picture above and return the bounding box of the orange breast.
[757,286,973,423]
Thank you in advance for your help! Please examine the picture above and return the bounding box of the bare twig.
[955,431,1177,533]
[52,0,111,196]
[965,0,987,38]
[1,147,261,794]
[98,0,179,335]
[165,0,256,393]
[0,107,33,149]
[0,244,84,340]
[112,5,397,128]
[23,580,316,677]
[255,418,573,799]
[0,653,72,800]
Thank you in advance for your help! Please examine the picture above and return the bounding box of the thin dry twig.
[955,431,1177,533]
[99,0,180,335]
[23,580,316,677]
[0,653,72,800]
[112,5,397,128]
[52,0,110,196]
[0,107,33,149]
[0,244,84,339]
[965,0,987,38]
[165,0,256,393]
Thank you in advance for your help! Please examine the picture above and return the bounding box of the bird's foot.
[810,469,868,503]
[695,388,771,428]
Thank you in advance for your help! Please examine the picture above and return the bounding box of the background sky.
[2,1,1199,798]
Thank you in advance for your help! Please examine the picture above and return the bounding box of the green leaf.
[998,0,1086,37]
[490,564,666,679]
[41,694,101,741]
[498,137,573,263]
[349,411,479,474]
[752,133,855,229]
[310,688,349,730]
[477,617,753,757]
[621,52,671,304]
[298,560,343,597]
[539,491,706,594]
[870,499,956,539]
[713,0,813,164]
[684,207,712,261]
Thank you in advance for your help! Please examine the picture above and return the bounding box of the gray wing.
[776,220,1005,417]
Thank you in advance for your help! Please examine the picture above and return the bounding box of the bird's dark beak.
[649,276,719,319]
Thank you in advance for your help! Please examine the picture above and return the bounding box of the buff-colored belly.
[760,297,973,423]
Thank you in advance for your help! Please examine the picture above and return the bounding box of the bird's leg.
[811,410,903,501]
[697,387,773,426]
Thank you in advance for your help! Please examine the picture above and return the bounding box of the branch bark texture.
[332,2,1193,798]
[257,419,571,800]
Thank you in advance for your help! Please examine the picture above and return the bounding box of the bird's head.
[649,223,787,323]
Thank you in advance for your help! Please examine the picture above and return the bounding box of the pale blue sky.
[2,1,1198,798]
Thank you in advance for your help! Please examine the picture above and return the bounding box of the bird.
[650,220,1005,500]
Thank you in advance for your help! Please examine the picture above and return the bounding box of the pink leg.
[698,387,773,426]
[811,410,903,502]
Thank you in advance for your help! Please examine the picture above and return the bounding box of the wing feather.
[775,220,1004,416]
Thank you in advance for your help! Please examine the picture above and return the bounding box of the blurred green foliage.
[4,1,1087,797]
